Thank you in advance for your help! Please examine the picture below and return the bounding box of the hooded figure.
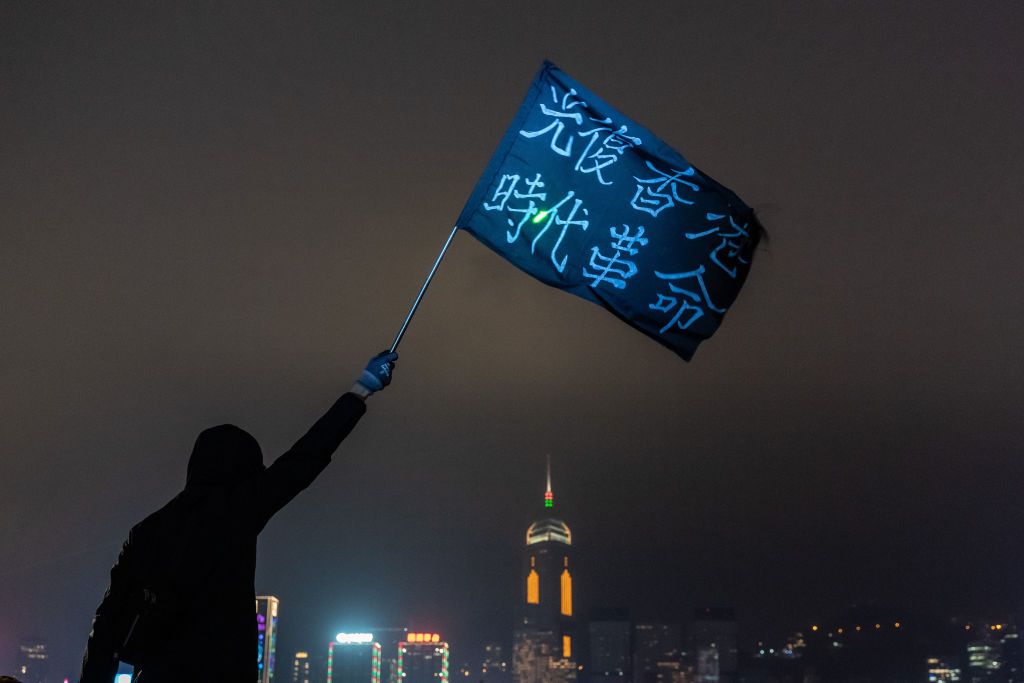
[80,351,397,683]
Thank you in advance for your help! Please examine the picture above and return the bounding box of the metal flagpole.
[389,225,460,352]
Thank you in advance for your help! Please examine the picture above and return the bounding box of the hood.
[186,424,264,488]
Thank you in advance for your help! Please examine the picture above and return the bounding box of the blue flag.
[456,61,761,360]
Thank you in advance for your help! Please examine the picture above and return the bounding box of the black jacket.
[79,392,366,683]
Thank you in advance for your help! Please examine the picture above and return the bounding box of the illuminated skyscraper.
[513,459,577,683]
[292,651,312,683]
[999,625,1023,682]
[399,633,450,683]
[328,627,408,683]
[926,656,963,682]
[257,596,280,683]
[329,634,383,683]
[967,639,1000,682]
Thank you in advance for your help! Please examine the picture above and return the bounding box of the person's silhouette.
[79,351,398,683]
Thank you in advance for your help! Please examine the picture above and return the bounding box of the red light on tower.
[544,456,554,508]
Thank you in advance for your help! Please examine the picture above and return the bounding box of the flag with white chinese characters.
[456,60,761,360]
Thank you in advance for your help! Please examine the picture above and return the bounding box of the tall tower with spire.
[513,459,576,683]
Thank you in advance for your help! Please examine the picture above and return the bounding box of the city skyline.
[217,469,1024,682]
[8,464,1024,681]
[8,452,1024,679]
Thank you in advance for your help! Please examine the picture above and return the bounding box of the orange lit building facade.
[513,461,577,683]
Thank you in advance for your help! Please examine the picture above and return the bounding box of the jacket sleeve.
[80,534,137,683]
[252,392,367,530]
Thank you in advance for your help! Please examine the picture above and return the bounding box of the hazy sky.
[2,1,1023,678]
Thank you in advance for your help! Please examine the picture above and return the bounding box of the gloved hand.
[353,350,398,397]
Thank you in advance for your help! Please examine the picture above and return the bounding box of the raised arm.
[252,351,397,529]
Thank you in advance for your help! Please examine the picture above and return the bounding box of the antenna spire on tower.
[545,455,554,509]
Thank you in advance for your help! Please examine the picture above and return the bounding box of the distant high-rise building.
[589,609,631,683]
[305,650,330,683]
[964,625,1022,683]
[967,639,1000,682]
[399,633,450,683]
[694,649,717,683]
[329,635,383,683]
[513,458,577,683]
[256,596,280,683]
[482,642,511,683]
[328,628,408,683]
[999,625,1023,683]
[293,651,313,683]
[926,656,963,682]
[633,623,682,683]
[689,609,737,683]
[17,638,49,683]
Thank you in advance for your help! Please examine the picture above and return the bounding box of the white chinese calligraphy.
[583,225,648,290]
[630,161,700,216]
[519,86,587,157]
[575,119,642,185]
[648,266,725,334]
[684,212,752,279]
[483,172,590,273]
[519,86,640,185]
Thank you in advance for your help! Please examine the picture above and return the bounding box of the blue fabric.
[457,61,760,360]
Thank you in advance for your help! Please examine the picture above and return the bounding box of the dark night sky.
[2,1,1023,678]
